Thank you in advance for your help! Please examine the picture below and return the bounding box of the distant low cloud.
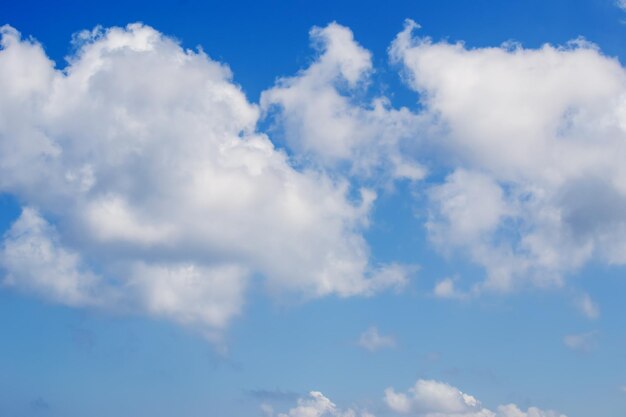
[384,379,567,417]
[274,380,567,417]
[357,326,396,352]
[275,391,372,417]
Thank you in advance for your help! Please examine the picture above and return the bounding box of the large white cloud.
[261,22,425,181]
[4,17,626,335]
[384,379,566,417]
[391,19,626,293]
[0,24,407,336]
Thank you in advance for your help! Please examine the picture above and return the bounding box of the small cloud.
[575,293,600,320]
[433,277,468,300]
[617,0,626,11]
[357,326,396,352]
[563,331,598,352]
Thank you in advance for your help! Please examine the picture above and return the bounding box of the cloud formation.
[384,379,566,417]
[0,23,407,337]
[391,19,626,294]
[3,17,626,337]
[275,391,370,417]
[274,381,566,417]
[261,22,425,181]
[263,19,626,301]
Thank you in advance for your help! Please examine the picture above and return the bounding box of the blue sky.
[1,1,626,417]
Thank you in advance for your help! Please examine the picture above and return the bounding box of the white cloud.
[617,0,626,12]
[4,16,626,337]
[0,208,105,307]
[384,379,566,417]
[278,391,370,417]
[384,380,483,416]
[433,277,468,300]
[563,331,598,352]
[261,22,425,181]
[0,24,408,337]
[391,19,626,293]
[357,326,396,352]
[261,403,275,417]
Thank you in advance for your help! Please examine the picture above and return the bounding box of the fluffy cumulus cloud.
[384,379,566,417]
[4,16,626,337]
[263,18,626,299]
[274,391,370,417]
[0,24,408,337]
[390,19,626,294]
[261,22,425,181]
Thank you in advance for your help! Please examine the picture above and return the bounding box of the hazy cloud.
[357,326,396,352]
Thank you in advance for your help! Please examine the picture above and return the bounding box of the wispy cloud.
[563,331,598,352]
[357,326,396,352]
[575,293,600,320]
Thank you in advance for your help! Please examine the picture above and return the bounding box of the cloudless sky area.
[1,1,626,417]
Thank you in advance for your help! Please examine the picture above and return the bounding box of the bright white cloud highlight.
[384,379,566,417]
[0,23,408,336]
[357,326,396,351]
